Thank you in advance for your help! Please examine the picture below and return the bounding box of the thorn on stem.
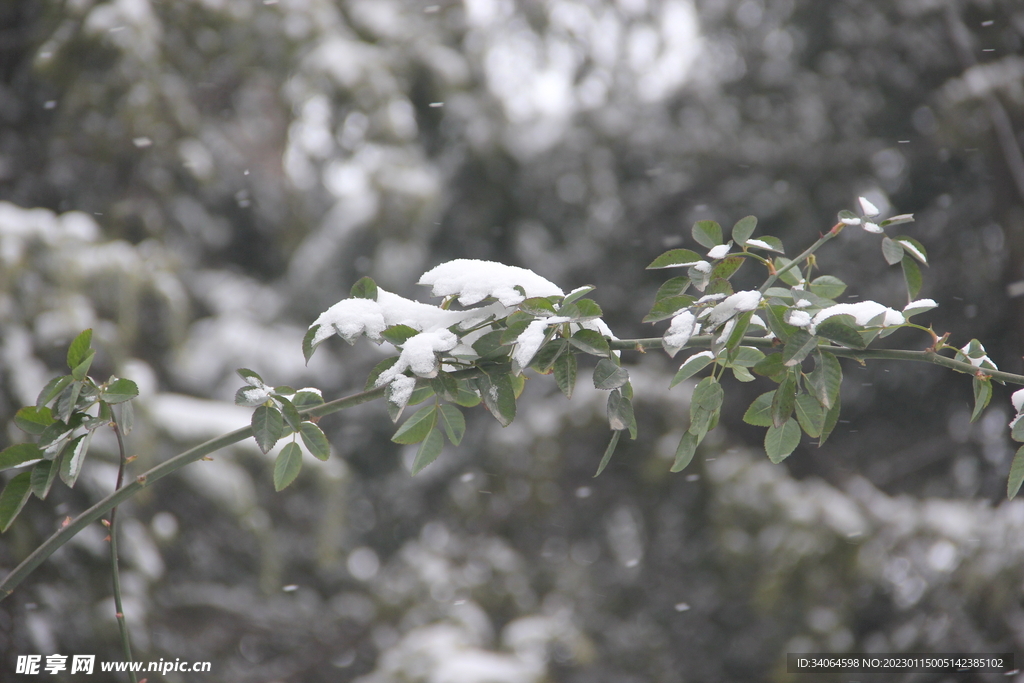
[101,519,111,528]
[125,455,138,463]
[136,474,147,485]
[60,516,72,528]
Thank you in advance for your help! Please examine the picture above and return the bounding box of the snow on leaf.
[707,244,730,260]
[840,216,862,226]
[1013,388,1024,414]
[896,239,927,264]
[707,290,761,327]
[512,319,551,369]
[812,301,904,330]
[663,310,696,358]
[862,221,883,234]
[418,259,563,307]
[378,330,459,384]
[903,299,937,317]
[859,196,880,217]
[787,310,812,328]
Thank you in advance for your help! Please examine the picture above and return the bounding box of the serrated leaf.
[894,236,927,264]
[595,430,621,477]
[472,329,508,360]
[782,329,818,367]
[567,329,609,356]
[500,319,533,345]
[392,404,438,444]
[102,378,139,404]
[749,235,785,253]
[30,459,58,499]
[37,375,73,409]
[763,305,796,343]
[689,377,723,442]
[901,254,922,300]
[593,359,629,390]
[237,368,264,384]
[818,392,842,446]
[292,390,325,411]
[654,276,691,302]
[118,400,134,436]
[795,393,825,438]
[765,418,801,463]
[553,352,577,399]
[252,405,284,454]
[808,350,842,409]
[530,340,565,372]
[704,277,733,297]
[809,275,847,300]
[647,249,703,269]
[561,298,603,321]
[411,428,444,475]
[730,346,766,367]
[409,383,436,405]
[435,404,466,446]
[692,220,723,249]
[59,433,91,487]
[815,318,867,349]
[670,432,699,473]
[607,390,635,434]
[688,263,711,292]
[71,350,95,381]
[0,471,33,532]
[381,324,420,346]
[66,329,93,370]
[273,442,303,491]
[519,297,558,317]
[881,237,904,265]
[0,443,44,472]
[350,276,378,300]
[303,325,321,364]
[671,352,714,387]
[724,311,753,355]
[971,377,992,423]
[453,380,481,408]
[743,391,775,427]
[14,406,54,435]
[298,422,331,460]
[732,215,757,246]
[771,372,797,428]
[365,357,401,391]
[774,257,801,286]
[432,372,460,402]
[710,256,744,281]
[752,352,786,379]
[643,295,695,323]
[1008,446,1024,499]
[1013,418,1024,443]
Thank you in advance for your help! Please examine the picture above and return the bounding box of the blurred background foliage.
[2,0,1024,681]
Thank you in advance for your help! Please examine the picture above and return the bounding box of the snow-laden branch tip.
[418,259,563,307]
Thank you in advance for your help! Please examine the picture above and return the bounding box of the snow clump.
[419,259,563,307]
[811,301,904,331]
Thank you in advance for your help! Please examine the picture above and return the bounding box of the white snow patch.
[745,238,775,249]
[795,299,811,308]
[696,293,728,304]
[663,310,696,356]
[896,240,926,263]
[862,221,883,234]
[840,217,862,226]
[690,260,712,274]
[812,301,904,329]
[903,299,937,315]
[960,342,996,370]
[859,196,880,217]
[707,290,761,326]
[378,329,459,383]
[512,319,551,368]
[787,310,812,328]
[311,297,387,345]
[387,374,417,407]
[707,244,730,259]
[419,259,563,307]
[1012,388,1024,414]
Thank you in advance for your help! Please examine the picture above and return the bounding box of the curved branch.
[0,385,385,601]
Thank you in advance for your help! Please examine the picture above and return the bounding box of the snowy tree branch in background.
[5,198,1024,606]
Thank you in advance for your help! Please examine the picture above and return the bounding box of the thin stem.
[0,385,386,601]
[107,409,137,683]
[758,226,841,294]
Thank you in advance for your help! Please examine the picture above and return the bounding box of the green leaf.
[795,393,825,438]
[710,256,744,281]
[275,395,302,431]
[743,392,775,427]
[671,352,714,387]
[30,459,59,499]
[732,215,757,246]
[471,329,508,360]
[880,214,915,228]
[0,443,44,472]
[763,305,797,343]
[643,295,695,323]
[1013,417,1024,443]
[409,383,436,405]
[595,430,621,477]
[561,298,603,321]
[237,368,265,384]
[14,406,54,435]
[654,276,690,301]
[782,329,818,367]
[0,471,33,532]
[807,351,842,409]
[971,377,992,423]
[774,257,801,286]
[901,254,922,300]
[350,276,378,300]
[102,378,139,404]
[553,352,577,399]
[881,237,904,266]
[118,399,134,436]
[59,434,91,487]
[392,404,438,444]
[530,339,565,372]
[66,329,93,371]
[747,235,785,253]
[809,275,847,300]
[723,311,753,355]
[499,319,533,345]
[37,375,73,408]
[251,406,284,454]
[647,249,703,269]
[1008,446,1024,500]
[365,357,400,391]
[704,277,733,297]
[295,422,329,461]
[71,350,95,381]
[453,380,481,408]
[894,235,928,264]
[519,297,558,317]
[273,442,303,491]
[689,377,723,442]
[303,325,321,364]
[692,220,723,249]
[752,352,786,379]
[593,359,629,390]
[729,346,766,367]
[815,318,867,349]
[438,404,466,446]
[411,427,444,474]
[818,392,842,446]
[567,329,609,356]
[381,324,420,346]
[771,371,797,428]
[765,418,801,464]
[477,373,517,427]
[607,389,636,434]
[55,381,82,423]
[292,389,325,411]
[432,372,460,402]
[562,286,596,305]
[670,432,699,472]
